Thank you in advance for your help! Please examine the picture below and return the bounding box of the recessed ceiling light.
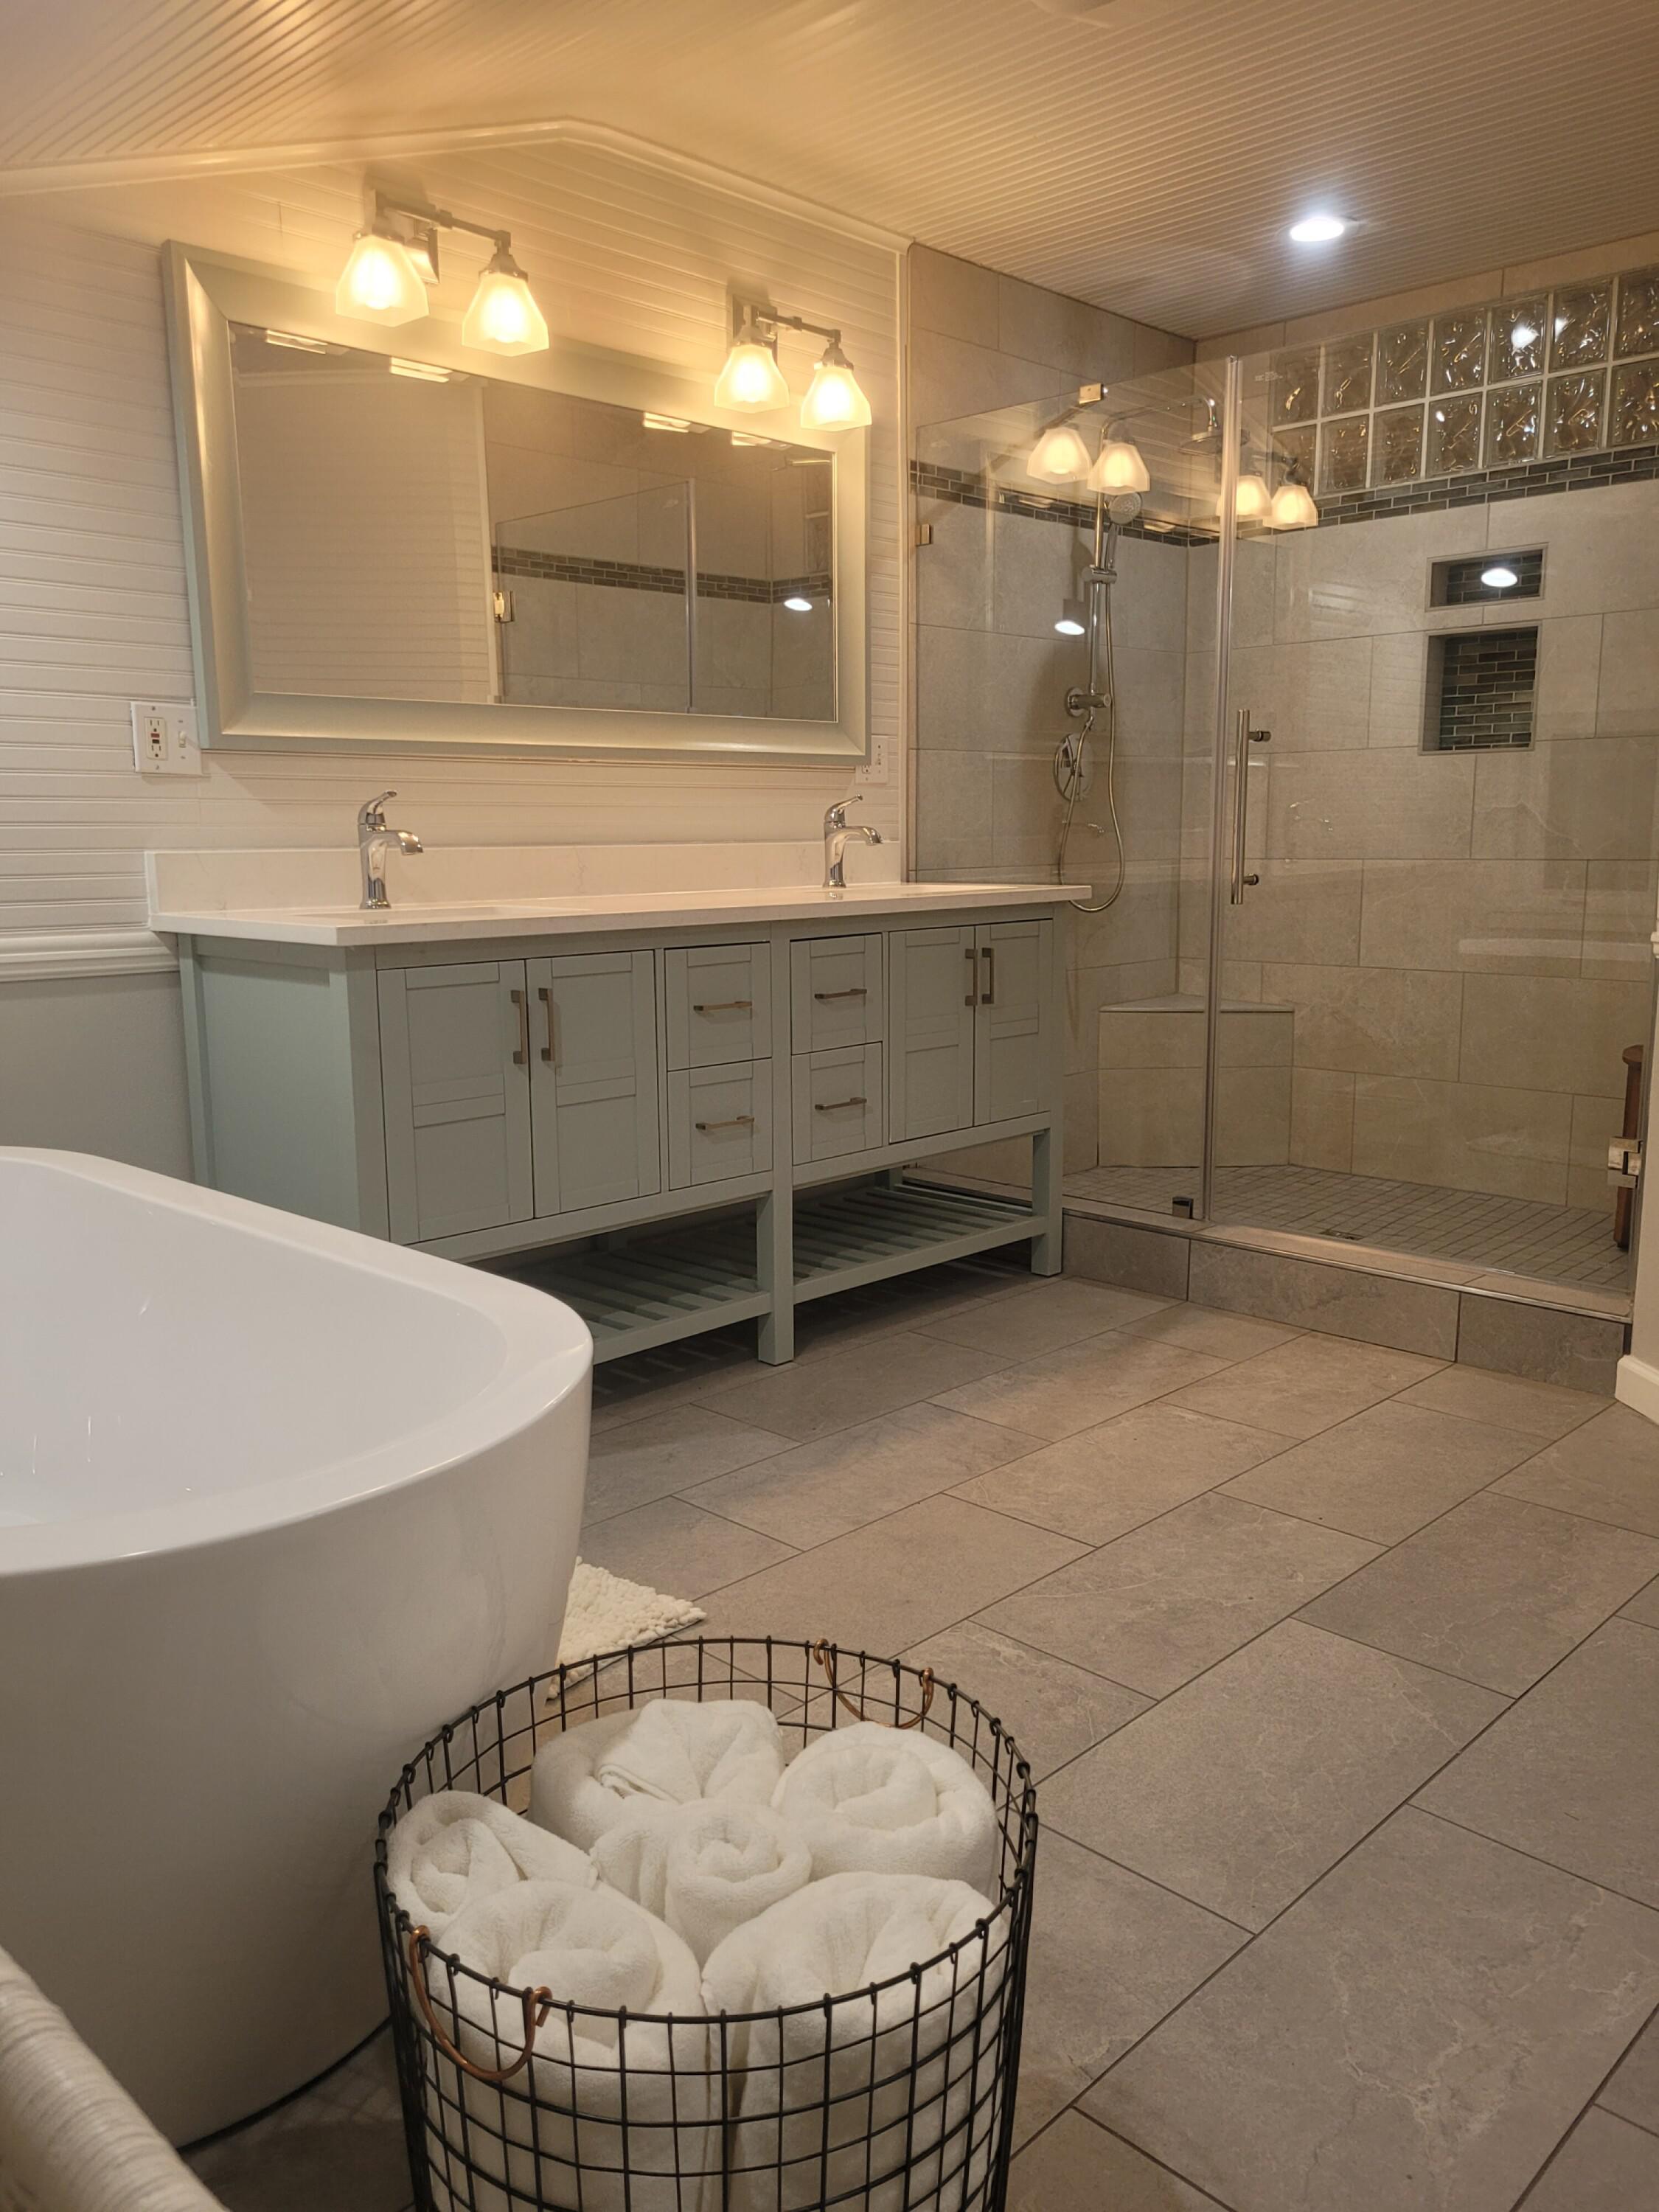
[1288,213,1348,245]
[1481,563,1520,589]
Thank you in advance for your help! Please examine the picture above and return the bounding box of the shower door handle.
[1229,709,1270,904]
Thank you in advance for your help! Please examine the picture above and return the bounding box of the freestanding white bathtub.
[0,1149,591,2144]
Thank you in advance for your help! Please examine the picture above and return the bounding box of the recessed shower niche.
[1425,625,1539,750]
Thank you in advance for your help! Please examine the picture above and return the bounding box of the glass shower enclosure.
[914,327,1659,1308]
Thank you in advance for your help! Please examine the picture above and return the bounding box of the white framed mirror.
[164,242,870,764]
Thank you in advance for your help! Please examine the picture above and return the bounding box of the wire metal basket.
[375,1635,1039,2212]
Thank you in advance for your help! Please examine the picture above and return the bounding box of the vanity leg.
[757,1188,795,1364]
[1031,1124,1062,1276]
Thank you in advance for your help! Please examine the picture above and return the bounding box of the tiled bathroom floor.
[191,1258,1659,2212]
[1066,1160,1634,1293]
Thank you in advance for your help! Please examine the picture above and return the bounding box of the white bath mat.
[556,1559,705,1667]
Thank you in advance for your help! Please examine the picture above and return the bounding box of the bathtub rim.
[0,1148,592,1579]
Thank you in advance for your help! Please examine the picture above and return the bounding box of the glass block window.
[1377,321,1429,404]
[1490,298,1547,382]
[1546,370,1606,454]
[1426,394,1482,475]
[1550,284,1612,369]
[1616,268,1659,359]
[1374,406,1424,484]
[1319,414,1368,493]
[1611,359,1659,447]
[1485,381,1542,467]
[1432,309,1487,392]
[1273,348,1321,423]
[1322,333,1374,415]
[1428,627,1538,750]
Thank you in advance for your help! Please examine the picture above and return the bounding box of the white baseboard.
[0,930,176,982]
[1615,1352,1659,1424]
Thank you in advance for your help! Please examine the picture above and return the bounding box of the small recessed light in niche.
[783,595,814,613]
[1481,564,1520,589]
[1288,213,1348,245]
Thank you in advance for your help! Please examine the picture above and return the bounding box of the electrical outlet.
[855,734,891,786]
[131,700,203,777]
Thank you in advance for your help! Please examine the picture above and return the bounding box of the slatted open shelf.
[793,1180,1036,1302]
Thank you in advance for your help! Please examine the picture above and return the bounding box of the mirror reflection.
[229,325,836,720]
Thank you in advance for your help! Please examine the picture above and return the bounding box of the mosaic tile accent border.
[493,547,832,604]
[911,459,1213,546]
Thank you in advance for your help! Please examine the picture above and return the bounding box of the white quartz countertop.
[146,844,1087,947]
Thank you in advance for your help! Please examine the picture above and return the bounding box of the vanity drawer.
[793,1045,883,1164]
[665,944,771,1069]
[667,1062,773,1187]
[790,934,883,1052]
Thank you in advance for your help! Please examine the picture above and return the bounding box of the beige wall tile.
[1063,1068,1100,1172]
[1292,1067,1356,1171]
[1272,507,1487,643]
[1234,638,1374,752]
[1220,1008,1293,1068]
[1594,609,1659,737]
[1217,1064,1292,1166]
[1133,324,1197,375]
[1352,1076,1572,1203]
[997,272,1135,381]
[991,507,1085,639]
[1267,750,1475,863]
[1472,737,1659,862]
[1276,270,1505,350]
[1512,481,1659,619]
[1502,226,1659,296]
[1569,1091,1626,1211]
[1531,613,1604,740]
[913,747,991,872]
[1266,961,1464,1081]
[911,329,1073,427]
[1459,973,1649,1094]
[908,246,1000,346]
[1223,860,1363,966]
[914,496,994,632]
[1076,867,1180,970]
[1100,1006,1206,1070]
[1100,1062,1203,1166]
[1584,860,1659,981]
[1367,631,1430,748]
[1358,858,1585,977]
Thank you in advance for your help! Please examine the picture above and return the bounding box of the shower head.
[1107,492,1143,523]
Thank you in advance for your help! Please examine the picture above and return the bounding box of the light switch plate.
[855,734,891,786]
[131,700,203,776]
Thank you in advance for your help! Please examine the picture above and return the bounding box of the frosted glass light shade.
[1089,434,1151,493]
[1231,471,1273,521]
[1028,422,1093,481]
[799,345,872,430]
[714,321,790,411]
[462,259,549,355]
[1270,478,1320,529]
[335,232,428,325]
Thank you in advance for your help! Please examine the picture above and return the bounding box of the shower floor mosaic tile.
[189,1259,1659,2212]
[1066,1160,1634,1293]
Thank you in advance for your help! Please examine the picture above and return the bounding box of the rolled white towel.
[530,1697,785,1850]
[701,1872,1009,2212]
[431,1880,714,2212]
[386,1790,594,1940]
[771,1722,999,1895]
[591,1800,813,1966]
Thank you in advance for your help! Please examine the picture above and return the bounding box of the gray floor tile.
[1392,1361,1606,1441]
[1008,2110,1226,2212]
[582,1404,790,1524]
[704,1492,1085,1655]
[698,1331,1010,1440]
[1085,1808,1659,2212]
[684,1401,1038,1548]
[981,1493,1380,1697]
[914,1276,1173,1355]
[1165,1335,1443,1441]
[1013,1830,1247,2152]
[933,1335,1230,1441]
[1519,2110,1659,2211]
[1041,1620,1504,1930]
[1625,1577,1659,1628]
[898,1619,1150,1781]
[187,2029,411,2212]
[1120,1301,1303,1361]
[577,1495,796,1599]
[788,1258,1036,1360]
[1301,1493,1659,1694]
[1495,1402,1659,1537]
[1220,1399,1538,1544]
[1598,2008,1659,2134]
[1416,1618,1659,1905]
[952,1401,1289,1545]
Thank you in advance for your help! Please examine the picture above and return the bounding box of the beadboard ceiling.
[4,0,1659,338]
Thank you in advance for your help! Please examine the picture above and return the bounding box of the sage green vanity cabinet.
[175,898,1068,1367]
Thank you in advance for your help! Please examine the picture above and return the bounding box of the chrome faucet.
[823,799,882,891]
[357,790,423,910]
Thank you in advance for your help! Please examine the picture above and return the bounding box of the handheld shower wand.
[1054,489,1136,914]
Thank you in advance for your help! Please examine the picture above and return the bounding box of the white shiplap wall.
[0,136,903,955]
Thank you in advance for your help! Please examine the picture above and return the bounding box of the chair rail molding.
[0,931,178,983]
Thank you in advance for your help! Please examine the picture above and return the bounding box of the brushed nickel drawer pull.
[538,986,554,1064]
[695,1113,756,1133]
[510,987,529,1066]
[813,987,868,1001]
[692,998,752,1013]
[814,1095,868,1113]
[964,946,977,1005]
[981,945,995,1005]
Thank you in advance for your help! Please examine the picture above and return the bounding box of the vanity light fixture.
[335,191,549,355]
[1268,467,1319,529]
[1055,597,1088,636]
[1089,426,1151,493]
[1481,563,1520,589]
[1288,212,1348,244]
[716,296,872,427]
[462,244,549,355]
[1027,421,1093,481]
[335,226,428,325]
[1225,470,1273,521]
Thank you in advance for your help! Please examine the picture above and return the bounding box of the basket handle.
[813,1640,934,1729]
[408,1925,554,2085]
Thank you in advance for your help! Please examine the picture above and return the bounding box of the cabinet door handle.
[964,946,978,1006]
[692,998,752,1014]
[509,988,529,1067]
[981,946,995,1006]
[814,1095,868,1113]
[813,987,867,1001]
[695,1113,756,1133]
[538,986,554,1065]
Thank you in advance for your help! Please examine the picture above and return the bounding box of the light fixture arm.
[369,189,515,279]
[729,294,844,352]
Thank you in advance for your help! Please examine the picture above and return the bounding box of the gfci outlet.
[131,700,203,777]
[855,734,891,786]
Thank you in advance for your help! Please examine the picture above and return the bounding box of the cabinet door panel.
[888,925,977,1142]
[974,919,1052,1126]
[529,950,661,1217]
[378,962,532,1243]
